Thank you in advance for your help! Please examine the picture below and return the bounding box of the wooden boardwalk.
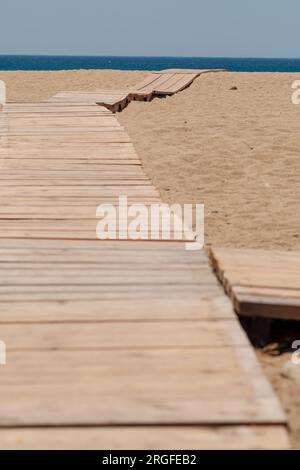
[0,99,290,449]
[48,69,225,112]
[211,247,300,320]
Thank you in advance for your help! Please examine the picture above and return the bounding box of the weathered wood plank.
[0,295,233,323]
[210,247,300,320]
[0,348,285,425]
[1,320,249,350]
[0,425,290,450]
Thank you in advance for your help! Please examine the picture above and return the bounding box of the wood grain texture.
[0,426,290,450]
[210,246,300,319]
[0,348,285,425]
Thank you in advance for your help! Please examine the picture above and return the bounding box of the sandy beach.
[1,69,300,446]
[2,70,300,251]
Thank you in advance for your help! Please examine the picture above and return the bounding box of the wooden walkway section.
[211,247,300,320]
[48,69,225,112]
[0,99,290,449]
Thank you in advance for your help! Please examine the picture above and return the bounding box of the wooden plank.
[0,186,160,197]
[0,425,290,450]
[0,130,130,142]
[0,127,125,135]
[0,348,285,425]
[0,232,184,240]
[153,69,226,74]
[156,74,198,94]
[0,295,233,323]
[0,171,147,178]
[0,162,142,171]
[0,239,194,249]
[0,197,162,206]
[0,179,151,186]
[153,74,196,95]
[130,74,174,96]
[0,283,219,296]
[0,162,140,170]
[1,320,249,350]
[0,246,207,262]
[0,269,209,285]
[210,247,300,320]
[48,91,129,112]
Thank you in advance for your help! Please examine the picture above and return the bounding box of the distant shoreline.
[1,55,300,72]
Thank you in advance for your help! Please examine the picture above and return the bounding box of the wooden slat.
[1,320,249,350]
[0,186,160,197]
[0,347,285,426]
[153,69,225,74]
[0,426,290,450]
[210,247,300,320]
[48,91,129,112]
[0,298,233,323]
[154,74,198,95]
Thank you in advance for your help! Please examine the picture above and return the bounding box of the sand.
[1,69,300,446]
[2,70,299,250]
[120,72,300,250]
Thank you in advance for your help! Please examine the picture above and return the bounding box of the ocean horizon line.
[1,54,300,59]
[1,55,300,72]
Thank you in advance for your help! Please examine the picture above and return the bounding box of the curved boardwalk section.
[0,98,290,449]
[48,69,225,112]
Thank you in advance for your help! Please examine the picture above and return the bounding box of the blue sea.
[1,56,300,72]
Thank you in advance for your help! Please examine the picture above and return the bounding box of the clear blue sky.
[0,0,299,57]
